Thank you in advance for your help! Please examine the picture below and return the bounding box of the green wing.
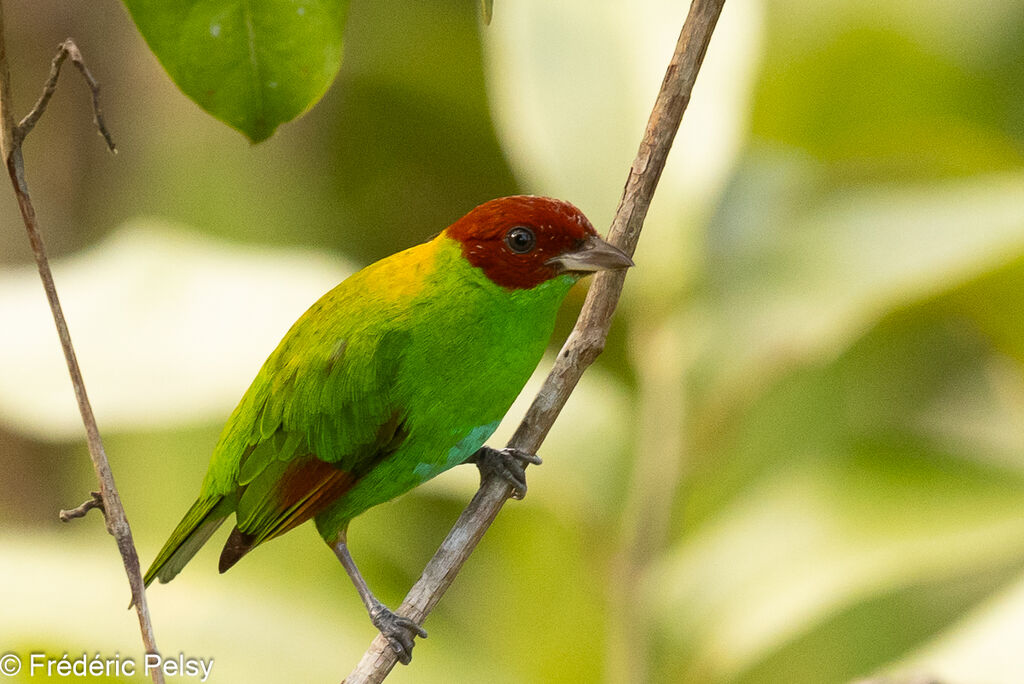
[218,318,412,567]
[145,301,412,585]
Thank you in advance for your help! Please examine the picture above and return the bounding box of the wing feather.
[209,323,412,561]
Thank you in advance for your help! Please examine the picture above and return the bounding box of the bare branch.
[17,38,117,152]
[343,0,727,681]
[0,12,161,683]
[59,491,105,522]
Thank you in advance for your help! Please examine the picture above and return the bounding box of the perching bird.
[143,195,633,663]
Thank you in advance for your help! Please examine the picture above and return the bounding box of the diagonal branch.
[0,17,162,684]
[343,0,727,681]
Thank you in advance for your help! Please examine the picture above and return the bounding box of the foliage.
[120,0,349,142]
[1,0,1024,682]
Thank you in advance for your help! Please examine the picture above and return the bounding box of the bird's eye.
[505,226,536,254]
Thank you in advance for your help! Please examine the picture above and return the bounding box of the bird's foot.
[370,603,427,665]
[468,446,542,500]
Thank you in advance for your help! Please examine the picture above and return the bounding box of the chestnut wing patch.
[220,413,409,572]
[221,456,356,572]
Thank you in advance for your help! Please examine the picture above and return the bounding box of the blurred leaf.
[651,434,1024,684]
[661,254,1024,682]
[0,220,353,438]
[659,151,1024,681]
[947,255,1024,367]
[751,5,1024,182]
[689,264,1024,521]
[481,0,493,25]
[482,0,762,297]
[888,568,1024,683]
[121,0,349,142]
[699,164,1024,422]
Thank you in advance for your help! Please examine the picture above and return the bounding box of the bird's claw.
[469,446,542,500]
[370,604,427,665]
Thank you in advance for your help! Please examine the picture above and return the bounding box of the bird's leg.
[466,445,542,500]
[332,539,427,665]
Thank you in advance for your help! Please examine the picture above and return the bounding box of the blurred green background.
[2,0,1024,682]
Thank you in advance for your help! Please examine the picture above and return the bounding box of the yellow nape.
[346,233,454,305]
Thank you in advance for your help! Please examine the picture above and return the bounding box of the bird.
[142,195,633,663]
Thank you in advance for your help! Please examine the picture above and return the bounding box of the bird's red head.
[445,195,633,290]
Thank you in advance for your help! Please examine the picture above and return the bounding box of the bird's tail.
[143,496,231,588]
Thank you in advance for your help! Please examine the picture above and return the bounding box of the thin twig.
[343,0,726,681]
[59,491,105,522]
[17,39,117,151]
[0,17,162,684]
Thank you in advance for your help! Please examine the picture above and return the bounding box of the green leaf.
[121,0,349,142]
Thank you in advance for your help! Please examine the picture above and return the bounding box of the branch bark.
[343,0,726,681]
[59,491,104,522]
[0,15,162,683]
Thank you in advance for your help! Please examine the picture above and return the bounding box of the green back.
[201,235,577,543]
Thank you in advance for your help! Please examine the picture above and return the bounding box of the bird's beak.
[547,235,635,273]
